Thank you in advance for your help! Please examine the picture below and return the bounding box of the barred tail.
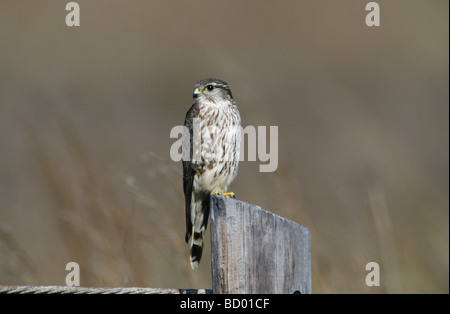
[190,231,203,270]
[188,196,210,270]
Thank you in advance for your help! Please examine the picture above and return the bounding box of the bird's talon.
[222,192,235,198]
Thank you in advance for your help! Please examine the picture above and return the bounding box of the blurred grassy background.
[0,0,448,293]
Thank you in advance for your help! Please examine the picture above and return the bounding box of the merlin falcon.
[183,78,241,269]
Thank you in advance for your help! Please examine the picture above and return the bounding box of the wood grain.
[210,195,311,294]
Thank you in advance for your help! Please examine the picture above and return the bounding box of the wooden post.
[210,195,311,294]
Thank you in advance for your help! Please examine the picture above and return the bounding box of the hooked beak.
[193,88,202,99]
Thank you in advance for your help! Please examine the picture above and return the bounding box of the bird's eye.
[206,85,214,91]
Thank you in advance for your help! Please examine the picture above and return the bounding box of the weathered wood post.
[210,195,311,294]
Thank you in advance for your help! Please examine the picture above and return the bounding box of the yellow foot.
[213,192,236,198]
[222,192,235,198]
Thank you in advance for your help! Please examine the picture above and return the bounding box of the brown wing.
[183,103,200,243]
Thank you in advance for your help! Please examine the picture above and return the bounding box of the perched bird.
[183,78,241,269]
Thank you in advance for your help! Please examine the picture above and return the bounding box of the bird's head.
[193,78,233,105]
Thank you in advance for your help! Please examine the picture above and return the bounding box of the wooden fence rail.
[0,286,210,294]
